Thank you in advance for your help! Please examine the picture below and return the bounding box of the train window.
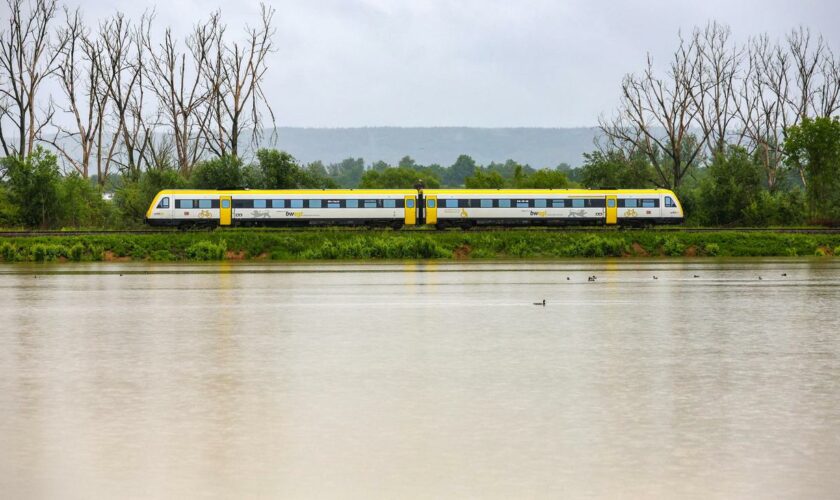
[253,199,266,209]
[427,199,435,208]
[480,199,493,208]
[499,199,511,208]
[221,199,230,209]
[271,199,285,208]
[233,199,253,209]
[625,198,638,208]
[157,197,170,209]
[665,196,675,207]
[327,201,341,208]
[310,200,322,208]
[551,200,565,208]
[384,199,396,208]
[175,199,195,209]
[290,200,303,209]
[516,200,530,208]
[406,199,415,208]
[572,199,584,208]
[445,199,458,208]
[364,200,378,208]
[587,199,606,208]
[607,198,616,208]
[535,199,547,208]
[642,199,655,208]
[198,199,212,209]
[347,199,359,208]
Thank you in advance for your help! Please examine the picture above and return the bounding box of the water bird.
[533,299,546,306]
[693,275,700,278]
[588,276,596,282]
[758,276,763,280]
[781,273,787,277]
[566,277,570,281]
[653,275,659,280]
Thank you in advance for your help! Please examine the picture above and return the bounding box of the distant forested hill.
[262,127,600,167]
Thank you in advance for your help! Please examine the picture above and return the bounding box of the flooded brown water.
[1,259,839,499]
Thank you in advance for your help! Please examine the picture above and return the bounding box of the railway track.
[2,227,840,237]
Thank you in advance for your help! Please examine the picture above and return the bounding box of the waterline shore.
[1,229,839,262]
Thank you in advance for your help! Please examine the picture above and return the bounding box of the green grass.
[1,229,839,262]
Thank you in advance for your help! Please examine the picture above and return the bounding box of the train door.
[404,195,416,225]
[605,195,617,225]
[425,195,438,225]
[220,196,232,226]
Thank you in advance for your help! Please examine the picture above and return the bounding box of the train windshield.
[157,197,169,209]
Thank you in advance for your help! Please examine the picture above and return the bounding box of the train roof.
[155,188,676,196]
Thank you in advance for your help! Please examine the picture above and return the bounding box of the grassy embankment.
[2,229,840,262]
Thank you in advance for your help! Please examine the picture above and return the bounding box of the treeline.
[0,148,577,227]
[594,22,840,225]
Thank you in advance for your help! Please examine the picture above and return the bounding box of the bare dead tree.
[200,3,276,158]
[690,21,744,155]
[599,33,710,189]
[0,0,64,161]
[143,15,216,176]
[46,7,114,179]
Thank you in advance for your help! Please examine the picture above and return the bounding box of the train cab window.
[427,199,435,208]
[499,199,511,208]
[665,196,675,208]
[221,199,230,209]
[480,199,493,208]
[157,197,170,209]
[406,199,415,208]
[253,200,267,209]
[572,199,584,208]
[535,199,547,208]
[364,200,378,208]
[271,199,285,208]
[445,199,458,208]
[290,200,304,209]
[310,200,322,208]
[607,198,616,208]
[384,199,396,208]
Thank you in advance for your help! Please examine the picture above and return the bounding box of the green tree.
[114,167,186,225]
[579,150,655,188]
[299,161,338,188]
[328,157,365,187]
[465,169,506,188]
[59,173,109,227]
[701,146,764,225]
[514,168,570,189]
[257,149,301,189]
[3,147,63,228]
[784,116,840,223]
[190,155,245,189]
[360,167,440,189]
[445,154,477,186]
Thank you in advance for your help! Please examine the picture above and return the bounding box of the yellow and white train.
[145,188,684,229]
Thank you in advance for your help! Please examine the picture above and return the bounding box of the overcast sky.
[18,0,840,128]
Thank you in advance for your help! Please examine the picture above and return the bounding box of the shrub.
[0,242,16,261]
[703,243,720,256]
[69,243,85,261]
[185,240,226,261]
[663,237,686,256]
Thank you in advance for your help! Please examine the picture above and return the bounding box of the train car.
[145,189,416,229]
[145,188,683,228]
[423,189,683,228]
